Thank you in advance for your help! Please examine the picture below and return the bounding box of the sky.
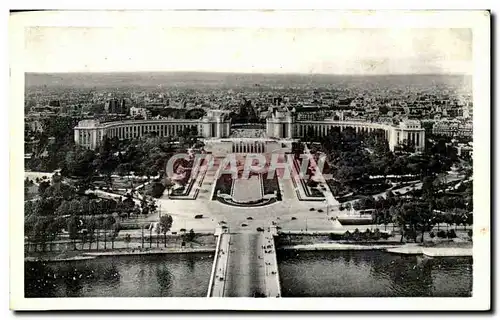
[24,27,472,75]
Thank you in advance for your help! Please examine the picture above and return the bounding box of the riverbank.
[25,233,472,262]
[278,242,472,257]
[84,247,215,257]
[25,246,216,262]
[386,245,472,257]
[279,243,399,251]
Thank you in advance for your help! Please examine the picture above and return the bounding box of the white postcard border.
[9,10,491,311]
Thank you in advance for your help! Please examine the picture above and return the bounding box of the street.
[223,233,266,297]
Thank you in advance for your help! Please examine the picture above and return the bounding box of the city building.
[129,107,151,119]
[432,120,473,138]
[75,108,425,152]
[104,98,128,115]
[266,108,426,152]
[74,110,231,149]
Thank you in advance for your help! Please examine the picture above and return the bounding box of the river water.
[25,253,213,298]
[25,250,472,297]
[277,250,472,297]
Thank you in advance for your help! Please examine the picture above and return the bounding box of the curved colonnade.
[74,114,425,152]
[289,120,425,152]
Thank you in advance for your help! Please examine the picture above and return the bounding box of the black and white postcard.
[9,9,491,311]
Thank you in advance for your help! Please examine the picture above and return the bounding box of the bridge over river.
[207,228,281,297]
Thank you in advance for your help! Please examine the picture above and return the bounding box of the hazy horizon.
[25,72,473,91]
[25,71,472,76]
[24,27,472,75]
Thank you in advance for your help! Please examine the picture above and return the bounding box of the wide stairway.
[198,157,224,201]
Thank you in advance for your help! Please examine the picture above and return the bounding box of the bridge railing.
[262,231,282,298]
[206,231,223,297]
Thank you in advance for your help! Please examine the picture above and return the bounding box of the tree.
[141,224,146,249]
[55,200,71,217]
[103,215,116,250]
[422,176,435,202]
[452,208,468,231]
[33,218,48,252]
[133,206,142,218]
[155,223,161,247]
[148,200,158,215]
[149,224,153,248]
[443,212,454,231]
[149,182,166,198]
[67,216,80,250]
[159,215,173,247]
[374,209,390,231]
[24,213,38,252]
[164,179,174,199]
[465,211,473,231]
[413,203,436,243]
[38,180,50,196]
[111,222,121,249]
[389,206,404,241]
[344,202,352,211]
[124,234,131,249]
[86,217,97,250]
[352,200,362,211]
[183,229,197,246]
[46,218,62,251]
[116,163,129,177]
[63,147,96,178]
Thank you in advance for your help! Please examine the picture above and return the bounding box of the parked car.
[194,214,203,219]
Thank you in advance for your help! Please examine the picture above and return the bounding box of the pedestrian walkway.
[208,233,230,297]
[261,231,281,298]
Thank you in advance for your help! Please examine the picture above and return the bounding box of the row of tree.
[25,175,162,252]
[341,166,473,243]
[370,201,472,243]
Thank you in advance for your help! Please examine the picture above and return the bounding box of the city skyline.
[24,27,472,75]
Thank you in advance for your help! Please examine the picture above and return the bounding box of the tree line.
[24,174,160,252]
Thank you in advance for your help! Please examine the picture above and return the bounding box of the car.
[194,214,203,219]
[291,217,297,220]
[256,227,264,232]
[247,217,253,220]
[241,223,248,227]
[309,208,315,211]
[318,209,324,213]
[220,220,227,224]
